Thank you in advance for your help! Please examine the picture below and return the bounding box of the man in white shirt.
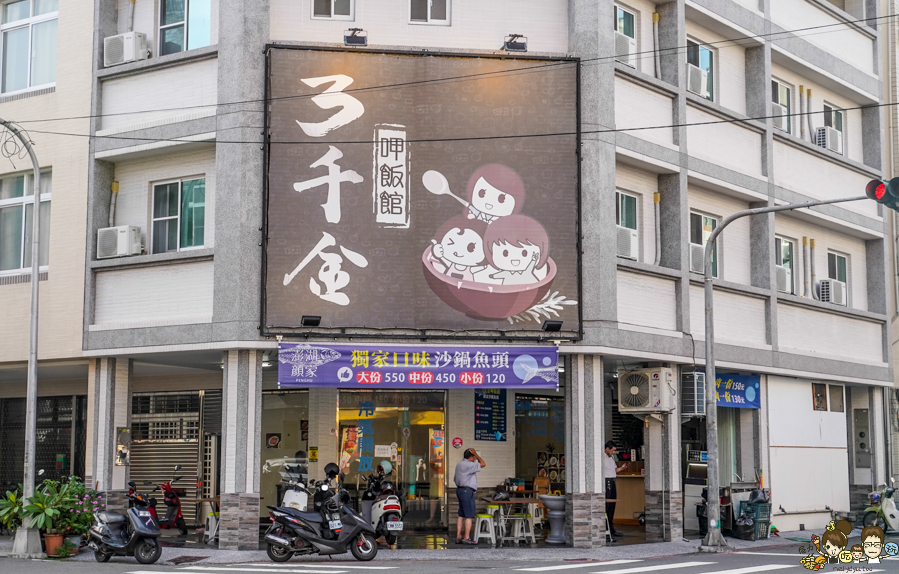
[453,448,486,544]
[604,440,627,538]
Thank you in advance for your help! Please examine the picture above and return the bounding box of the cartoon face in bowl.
[422,164,559,320]
[465,164,526,223]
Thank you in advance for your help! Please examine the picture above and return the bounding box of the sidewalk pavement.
[32,529,816,565]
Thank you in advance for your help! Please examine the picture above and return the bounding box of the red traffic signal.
[867,178,899,212]
[866,179,887,201]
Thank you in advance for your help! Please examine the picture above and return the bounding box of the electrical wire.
[18,97,898,146]
[10,11,895,126]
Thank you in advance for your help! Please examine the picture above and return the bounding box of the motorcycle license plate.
[329,519,343,530]
[137,510,151,517]
[386,521,403,531]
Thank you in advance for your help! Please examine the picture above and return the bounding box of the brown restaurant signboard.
[263,47,580,337]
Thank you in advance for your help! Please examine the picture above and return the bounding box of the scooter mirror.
[37,469,44,476]
[144,480,152,485]
[174,465,182,471]
[128,481,136,488]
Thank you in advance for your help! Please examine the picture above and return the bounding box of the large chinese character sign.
[265,49,579,333]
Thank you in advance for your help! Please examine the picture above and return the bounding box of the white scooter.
[360,462,403,544]
[281,477,310,511]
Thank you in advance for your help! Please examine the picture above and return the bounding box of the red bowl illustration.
[421,246,557,320]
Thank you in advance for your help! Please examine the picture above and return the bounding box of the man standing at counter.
[454,448,487,544]
[604,440,627,538]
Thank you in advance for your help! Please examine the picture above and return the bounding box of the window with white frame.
[690,211,718,277]
[686,39,714,102]
[823,103,844,153]
[775,236,794,294]
[312,0,353,20]
[827,251,847,284]
[771,79,791,133]
[615,191,637,230]
[614,4,635,39]
[410,0,449,24]
[0,0,57,94]
[151,178,205,254]
[0,170,50,273]
[159,0,212,56]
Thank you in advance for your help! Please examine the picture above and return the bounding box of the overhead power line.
[11,11,892,126]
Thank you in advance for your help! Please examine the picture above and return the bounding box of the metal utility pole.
[2,120,44,557]
[699,194,867,552]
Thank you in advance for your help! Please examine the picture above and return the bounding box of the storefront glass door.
[515,395,566,490]
[259,391,309,517]
[338,391,446,529]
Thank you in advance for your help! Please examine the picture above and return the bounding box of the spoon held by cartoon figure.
[422,170,470,207]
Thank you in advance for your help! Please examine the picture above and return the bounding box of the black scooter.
[264,462,378,562]
[87,482,162,564]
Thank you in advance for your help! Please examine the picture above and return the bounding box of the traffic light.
[866,179,899,212]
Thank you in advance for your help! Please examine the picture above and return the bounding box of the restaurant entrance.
[338,391,447,530]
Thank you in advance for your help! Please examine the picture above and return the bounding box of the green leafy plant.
[52,538,76,559]
[0,487,24,533]
[23,487,61,532]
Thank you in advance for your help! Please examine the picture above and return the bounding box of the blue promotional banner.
[278,343,558,389]
[714,374,761,409]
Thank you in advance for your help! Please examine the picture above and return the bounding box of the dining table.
[481,496,540,547]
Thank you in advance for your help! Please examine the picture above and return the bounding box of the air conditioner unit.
[681,371,705,416]
[104,32,148,68]
[687,64,709,99]
[689,243,705,274]
[775,264,792,294]
[616,225,639,260]
[97,225,142,259]
[815,126,843,155]
[615,31,637,69]
[771,103,788,132]
[618,367,676,413]
[820,278,847,306]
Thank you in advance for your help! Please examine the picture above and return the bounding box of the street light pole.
[2,120,44,557]
[699,194,867,552]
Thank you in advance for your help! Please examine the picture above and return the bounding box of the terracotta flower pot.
[43,533,64,557]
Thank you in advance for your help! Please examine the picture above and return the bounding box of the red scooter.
[147,465,188,535]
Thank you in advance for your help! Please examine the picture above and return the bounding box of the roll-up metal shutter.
[129,441,201,525]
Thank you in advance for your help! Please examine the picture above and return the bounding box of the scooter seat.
[280,507,323,522]
[98,511,127,524]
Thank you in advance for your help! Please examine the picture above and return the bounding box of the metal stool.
[511,513,536,543]
[474,513,496,545]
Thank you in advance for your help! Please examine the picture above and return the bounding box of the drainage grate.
[169,556,209,565]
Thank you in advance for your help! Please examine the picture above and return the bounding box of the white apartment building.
[0,0,92,487]
[81,0,891,549]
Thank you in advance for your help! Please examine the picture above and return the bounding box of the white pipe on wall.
[810,238,818,300]
[653,192,661,266]
[807,89,815,143]
[653,13,661,80]
[799,85,806,141]
[802,236,809,297]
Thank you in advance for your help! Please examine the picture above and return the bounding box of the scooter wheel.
[266,543,293,562]
[134,537,162,564]
[351,532,378,561]
[863,511,886,529]
[94,550,111,563]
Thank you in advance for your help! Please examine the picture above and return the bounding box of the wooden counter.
[613,474,645,525]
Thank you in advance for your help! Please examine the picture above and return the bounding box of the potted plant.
[23,486,63,556]
[58,477,98,553]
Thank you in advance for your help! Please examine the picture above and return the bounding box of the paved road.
[1,544,898,574]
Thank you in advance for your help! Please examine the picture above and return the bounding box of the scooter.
[280,475,310,511]
[864,477,899,532]
[361,461,403,544]
[264,462,378,562]
[87,484,162,564]
[148,464,188,535]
